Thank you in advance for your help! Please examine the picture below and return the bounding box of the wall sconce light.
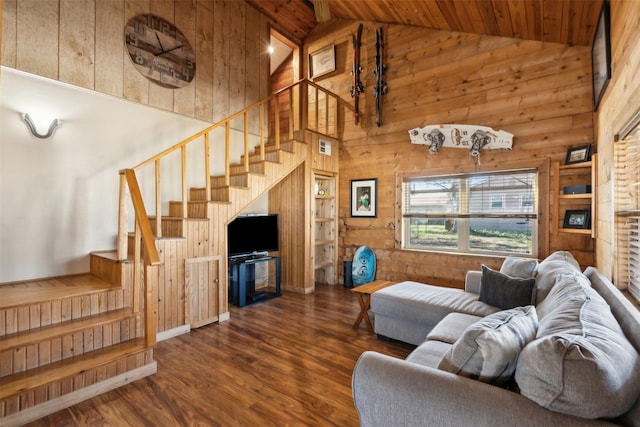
[22,113,61,139]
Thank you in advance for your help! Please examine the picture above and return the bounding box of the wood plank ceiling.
[246,0,604,46]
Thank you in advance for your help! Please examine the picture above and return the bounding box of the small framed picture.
[351,178,377,217]
[563,209,591,229]
[565,144,591,165]
[309,44,336,80]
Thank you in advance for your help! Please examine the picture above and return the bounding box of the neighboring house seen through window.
[401,170,538,256]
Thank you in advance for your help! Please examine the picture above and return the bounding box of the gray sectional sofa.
[352,251,640,426]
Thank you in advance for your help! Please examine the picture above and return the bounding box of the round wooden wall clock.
[124,14,196,89]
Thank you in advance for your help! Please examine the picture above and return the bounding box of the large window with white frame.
[401,169,538,256]
[614,113,640,303]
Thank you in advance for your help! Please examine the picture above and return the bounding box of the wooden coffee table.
[351,280,396,333]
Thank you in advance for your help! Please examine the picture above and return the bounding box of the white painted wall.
[0,68,267,282]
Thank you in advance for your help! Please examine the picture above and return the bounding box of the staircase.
[0,80,341,425]
[0,268,156,426]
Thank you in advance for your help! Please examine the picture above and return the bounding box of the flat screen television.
[227,214,279,258]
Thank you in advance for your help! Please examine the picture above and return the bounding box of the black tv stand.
[229,255,281,307]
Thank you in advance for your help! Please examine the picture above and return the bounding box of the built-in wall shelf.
[560,228,593,235]
[552,155,596,237]
[313,173,338,285]
[558,194,592,200]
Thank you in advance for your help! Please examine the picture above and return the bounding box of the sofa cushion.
[515,274,640,419]
[534,271,590,320]
[426,312,483,344]
[371,281,501,341]
[479,266,536,310]
[533,250,581,304]
[437,306,538,386]
[500,256,538,278]
[406,340,452,368]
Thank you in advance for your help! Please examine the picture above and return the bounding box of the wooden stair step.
[211,169,265,178]
[0,274,121,310]
[89,250,122,262]
[208,173,265,187]
[210,173,250,187]
[189,185,252,203]
[0,337,150,401]
[243,151,281,163]
[148,215,184,221]
[148,216,207,225]
[168,200,209,218]
[210,185,249,191]
[232,158,280,166]
[0,308,139,352]
[262,141,295,152]
[229,161,272,174]
[148,216,208,237]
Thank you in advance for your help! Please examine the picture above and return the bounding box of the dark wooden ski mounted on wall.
[374,26,387,127]
[351,23,364,125]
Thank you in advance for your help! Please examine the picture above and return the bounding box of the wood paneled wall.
[594,0,640,281]
[304,20,595,288]
[270,52,294,135]
[1,0,270,124]
[269,163,311,293]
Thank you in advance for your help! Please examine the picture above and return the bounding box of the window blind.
[401,169,537,256]
[402,170,537,219]
[615,122,640,302]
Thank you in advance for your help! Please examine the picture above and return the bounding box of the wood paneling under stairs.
[131,139,310,333]
[24,284,413,426]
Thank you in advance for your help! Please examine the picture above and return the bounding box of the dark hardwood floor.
[26,284,414,426]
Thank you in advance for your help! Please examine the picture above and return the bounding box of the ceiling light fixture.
[22,113,61,139]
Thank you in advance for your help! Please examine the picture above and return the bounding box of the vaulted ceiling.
[247,0,604,47]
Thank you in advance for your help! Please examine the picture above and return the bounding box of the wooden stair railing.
[118,168,161,347]
[114,78,341,337]
[0,80,341,425]
[116,79,341,259]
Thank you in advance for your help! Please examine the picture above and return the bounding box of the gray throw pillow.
[500,256,538,278]
[515,276,640,419]
[479,265,535,309]
[438,306,538,386]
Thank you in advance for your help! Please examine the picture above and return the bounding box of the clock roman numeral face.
[125,14,196,89]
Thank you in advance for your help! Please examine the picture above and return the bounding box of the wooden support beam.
[313,0,331,22]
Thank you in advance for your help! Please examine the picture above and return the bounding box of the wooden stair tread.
[90,250,120,261]
[90,250,134,264]
[211,170,265,178]
[210,185,249,190]
[165,217,208,221]
[0,308,138,351]
[168,200,209,204]
[146,216,207,222]
[148,215,184,220]
[0,337,150,400]
[0,274,120,309]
